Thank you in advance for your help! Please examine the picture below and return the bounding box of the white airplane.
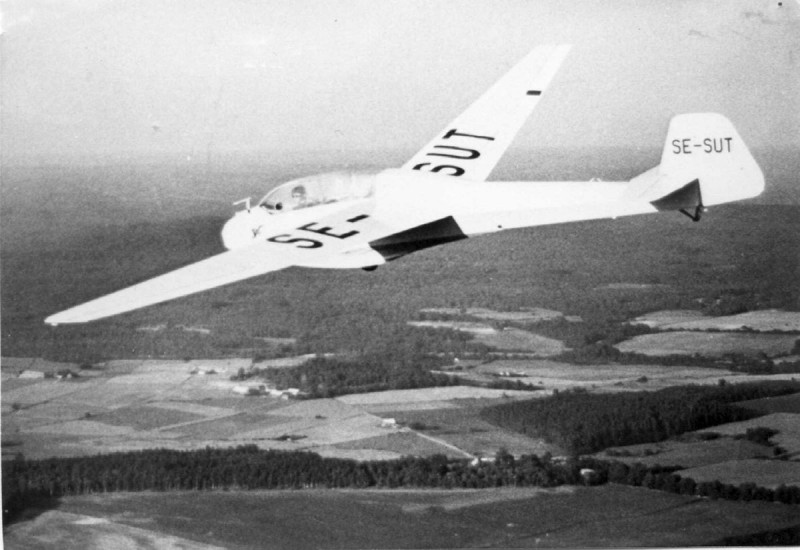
[45,45,764,325]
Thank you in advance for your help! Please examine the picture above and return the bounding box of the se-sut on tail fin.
[626,113,764,219]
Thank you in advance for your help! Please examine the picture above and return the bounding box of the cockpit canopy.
[258,172,375,213]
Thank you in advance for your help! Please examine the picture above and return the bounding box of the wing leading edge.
[401,44,571,181]
[45,245,298,325]
[45,204,389,325]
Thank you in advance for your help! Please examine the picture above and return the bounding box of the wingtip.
[44,314,64,326]
[45,311,83,326]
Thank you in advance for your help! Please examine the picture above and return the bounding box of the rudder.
[626,113,764,217]
[658,113,764,207]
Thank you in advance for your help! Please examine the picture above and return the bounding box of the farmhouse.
[232,384,266,396]
[190,367,219,376]
[18,370,44,379]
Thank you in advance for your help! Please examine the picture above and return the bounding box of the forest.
[240,352,542,398]
[5,445,799,526]
[2,197,798,362]
[480,380,800,455]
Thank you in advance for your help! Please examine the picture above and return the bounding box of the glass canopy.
[258,172,375,212]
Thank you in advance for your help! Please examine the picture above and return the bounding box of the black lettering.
[428,145,480,160]
[267,234,322,249]
[442,128,495,141]
[703,138,712,153]
[682,139,692,154]
[347,214,369,223]
[299,222,358,240]
[724,137,733,152]
[412,163,465,177]
[672,139,681,154]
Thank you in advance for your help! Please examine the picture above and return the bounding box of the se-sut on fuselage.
[45,45,764,325]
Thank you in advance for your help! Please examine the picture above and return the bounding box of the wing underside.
[45,203,390,324]
[45,245,297,325]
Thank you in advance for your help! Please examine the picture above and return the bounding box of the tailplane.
[626,113,764,220]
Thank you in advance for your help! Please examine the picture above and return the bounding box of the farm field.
[474,327,567,354]
[6,353,800,464]
[365,399,561,458]
[615,331,798,357]
[738,391,800,414]
[420,306,568,323]
[599,437,775,468]
[6,485,800,549]
[694,412,800,455]
[632,309,800,331]
[465,359,740,391]
[679,459,800,488]
[408,321,568,355]
[2,358,542,461]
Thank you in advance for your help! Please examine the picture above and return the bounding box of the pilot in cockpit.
[291,185,307,207]
[258,173,373,213]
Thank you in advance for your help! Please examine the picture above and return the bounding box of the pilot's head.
[291,185,307,204]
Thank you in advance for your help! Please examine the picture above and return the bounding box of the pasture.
[695,412,800,455]
[471,359,737,391]
[7,485,800,549]
[615,331,798,357]
[738,391,800,414]
[633,309,800,332]
[600,437,774,468]
[679,459,800,488]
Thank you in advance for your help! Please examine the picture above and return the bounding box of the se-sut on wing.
[401,44,571,181]
[45,45,764,326]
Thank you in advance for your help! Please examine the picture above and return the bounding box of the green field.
[6,485,799,549]
[379,400,563,457]
[739,391,800,414]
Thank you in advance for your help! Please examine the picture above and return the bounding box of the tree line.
[246,353,542,398]
[5,446,799,525]
[481,380,800,455]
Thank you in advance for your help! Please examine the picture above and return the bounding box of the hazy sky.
[1,0,798,163]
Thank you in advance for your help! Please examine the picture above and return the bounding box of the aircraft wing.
[44,203,389,325]
[401,44,571,181]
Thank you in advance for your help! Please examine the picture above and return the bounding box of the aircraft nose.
[221,209,267,250]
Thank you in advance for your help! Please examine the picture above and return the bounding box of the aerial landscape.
[2,1,800,548]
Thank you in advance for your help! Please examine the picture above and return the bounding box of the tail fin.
[626,113,764,218]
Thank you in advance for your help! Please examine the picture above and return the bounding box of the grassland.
[633,309,800,331]
[739,391,800,414]
[616,331,798,357]
[6,485,800,549]
[694,412,800,455]
[599,436,774,469]
[678,459,800,489]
